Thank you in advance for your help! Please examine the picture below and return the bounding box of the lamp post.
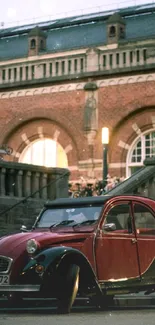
[102,127,109,189]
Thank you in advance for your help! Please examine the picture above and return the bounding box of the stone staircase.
[105,158,155,199]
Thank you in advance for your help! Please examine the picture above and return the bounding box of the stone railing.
[105,157,155,199]
[0,55,86,85]
[0,161,69,236]
[99,48,147,71]
[0,46,152,86]
[0,160,69,199]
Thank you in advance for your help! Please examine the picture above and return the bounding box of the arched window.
[109,25,116,37]
[30,39,36,49]
[19,138,68,168]
[127,130,155,177]
[40,39,44,50]
[120,27,125,39]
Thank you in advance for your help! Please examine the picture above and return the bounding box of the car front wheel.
[57,264,80,314]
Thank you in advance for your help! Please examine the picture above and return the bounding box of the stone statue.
[84,91,97,132]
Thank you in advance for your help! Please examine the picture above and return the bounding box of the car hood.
[0,231,88,259]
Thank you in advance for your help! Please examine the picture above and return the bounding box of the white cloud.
[7,8,17,19]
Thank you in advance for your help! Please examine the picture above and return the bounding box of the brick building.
[1,3,155,183]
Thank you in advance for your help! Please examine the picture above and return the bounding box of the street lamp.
[101,127,109,188]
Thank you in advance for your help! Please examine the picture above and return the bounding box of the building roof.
[0,3,155,61]
[107,12,126,24]
[28,26,46,38]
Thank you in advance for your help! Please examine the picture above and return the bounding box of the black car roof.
[44,195,111,208]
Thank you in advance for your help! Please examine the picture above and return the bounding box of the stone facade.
[0,4,155,183]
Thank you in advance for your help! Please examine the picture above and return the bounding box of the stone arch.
[108,107,155,178]
[3,118,79,170]
[0,106,82,147]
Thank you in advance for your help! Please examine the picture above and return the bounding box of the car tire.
[57,264,80,314]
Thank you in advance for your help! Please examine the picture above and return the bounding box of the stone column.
[35,64,43,79]
[52,62,56,77]
[125,51,130,67]
[28,65,32,80]
[0,168,6,196]
[8,169,15,197]
[22,66,26,81]
[55,173,70,198]
[86,48,100,72]
[23,171,31,197]
[31,172,40,199]
[47,174,56,200]
[39,173,48,199]
[77,58,81,73]
[16,67,20,82]
[64,59,68,75]
[132,51,137,67]
[15,170,23,197]
[46,62,50,78]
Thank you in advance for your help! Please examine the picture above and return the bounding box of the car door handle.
[131,238,137,244]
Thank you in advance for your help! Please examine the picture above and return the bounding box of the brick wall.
[1,79,155,180]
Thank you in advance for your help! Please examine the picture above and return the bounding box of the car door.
[95,200,141,283]
[132,201,155,283]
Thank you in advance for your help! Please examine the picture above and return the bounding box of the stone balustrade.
[0,161,69,236]
[0,160,69,200]
[0,47,150,86]
[106,158,155,199]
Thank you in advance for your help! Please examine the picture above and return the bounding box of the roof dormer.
[107,12,126,44]
[28,26,46,56]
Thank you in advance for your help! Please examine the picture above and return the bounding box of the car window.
[36,205,102,228]
[104,203,132,233]
[133,203,155,235]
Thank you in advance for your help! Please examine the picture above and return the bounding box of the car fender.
[22,246,102,295]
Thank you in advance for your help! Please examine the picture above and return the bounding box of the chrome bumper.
[0,285,40,292]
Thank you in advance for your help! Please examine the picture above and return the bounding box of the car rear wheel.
[57,264,80,314]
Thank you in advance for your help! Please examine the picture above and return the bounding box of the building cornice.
[0,72,155,99]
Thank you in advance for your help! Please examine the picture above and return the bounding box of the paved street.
[0,308,155,325]
[0,295,155,325]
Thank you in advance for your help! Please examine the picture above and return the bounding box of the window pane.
[145,132,155,157]
[134,204,155,235]
[104,204,132,233]
[130,167,143,175]
[44,139,56,167]
[32,140,44,165]
[131,140,142,163]
[19,138,68,168]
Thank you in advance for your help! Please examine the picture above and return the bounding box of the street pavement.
[0,294,155,325]
[0,308,155,325]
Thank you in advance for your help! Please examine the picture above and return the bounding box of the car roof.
[44,195,112,208]
[44,194,155,209]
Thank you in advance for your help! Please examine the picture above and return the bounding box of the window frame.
[102,201,134,236]
[126,128,155,177]
[132,201,155,236]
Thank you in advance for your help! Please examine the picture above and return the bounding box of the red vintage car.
[0,194,155,313]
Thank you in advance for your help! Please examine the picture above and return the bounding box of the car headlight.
[26,239,38,254]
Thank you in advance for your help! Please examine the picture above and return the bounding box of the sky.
[0,0,154,28]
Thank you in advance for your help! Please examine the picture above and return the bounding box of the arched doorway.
[19,138,68,168]
[127,129,155,177]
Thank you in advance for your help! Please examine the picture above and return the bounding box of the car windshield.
[35,205,103,228]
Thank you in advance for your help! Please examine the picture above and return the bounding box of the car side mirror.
[103,223,116,232]
[20,225,28,232]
